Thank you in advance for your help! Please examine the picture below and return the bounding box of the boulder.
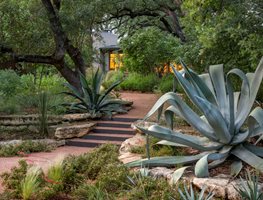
[148,167,174,179]
[119,152,142,164]
[119,134,146,154]
[193,176,229,198]
[192,174,263,200]
[62,113,93,122]
[55,123,96,139]
[131,120,156,133]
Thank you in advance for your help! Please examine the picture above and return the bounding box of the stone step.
[101,117,140,123]
[86,132,133,138]
[82,134,131,141]
[96,122,131,129]
[92,128,135,135]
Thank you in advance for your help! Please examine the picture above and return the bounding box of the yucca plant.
[38,90,49,137]
[127,58,263,178]
[177,183,214,200]
[20,166,41,200]
[63,69,127,118]
[235,170,263,200]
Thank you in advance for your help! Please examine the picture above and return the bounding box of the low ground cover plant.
[0,140,53,157]
[127,58,263,178]
[0,144,187,200]
[130,136,186,158]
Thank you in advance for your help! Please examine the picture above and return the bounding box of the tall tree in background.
[95,0,186,42]
[0,0,186,89]
[0,0,96,90]
[179,0,263,72]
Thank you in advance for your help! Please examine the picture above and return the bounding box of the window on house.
[109,53,123,70]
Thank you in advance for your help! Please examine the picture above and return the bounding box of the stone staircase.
[66,117,139,148]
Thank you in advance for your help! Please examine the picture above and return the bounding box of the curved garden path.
[0,92,158,193]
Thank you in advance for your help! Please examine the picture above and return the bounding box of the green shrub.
[62,143,120,188]
[0,70,21,96]
[0,95,21,114]
[125,176,178,200]
[1,160,30,198]
[158,74,174,93]
[130,136,186,158]
[84,144,120,179]
[73,184,109,200]
[96,164,130,193]
[120,73,159,92]
[103,70,124,89]
[0,71,66,115]
[0,140,53,157]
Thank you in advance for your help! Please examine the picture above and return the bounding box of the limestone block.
[55,123,96,139]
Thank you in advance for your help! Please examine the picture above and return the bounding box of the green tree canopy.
[121,27,179,75]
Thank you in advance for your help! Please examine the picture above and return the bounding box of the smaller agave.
[63,69,127,118]
[177,183,214,200]
[235,170,263,200]
[127,57,263,178]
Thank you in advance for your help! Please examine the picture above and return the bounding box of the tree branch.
[15,55,56,65]
[41,0,66,60]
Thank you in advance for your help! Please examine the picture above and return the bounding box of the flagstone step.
[96,122,131,128]
[82,134,132,141]
[66,117,137,148]
[101,117,140,123]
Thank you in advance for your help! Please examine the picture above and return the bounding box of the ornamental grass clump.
[127,58,263,178]
[21,166,42,200]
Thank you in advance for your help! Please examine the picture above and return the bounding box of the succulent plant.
[235,170,263,200]
[63,69,127,118]
[177,182,214,200]
[127,58,263,178]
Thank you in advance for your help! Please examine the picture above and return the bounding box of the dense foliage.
[0,70,65,114]
[0,144,181,200]
[121,28,178,75]
[0,140,53,157]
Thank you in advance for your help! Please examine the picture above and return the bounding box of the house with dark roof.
[93,31,123,72]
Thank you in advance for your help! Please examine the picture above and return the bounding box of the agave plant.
[127,58,263,178]
[63,69,127,118]
[235,170,263,200]
[177,183,214,200]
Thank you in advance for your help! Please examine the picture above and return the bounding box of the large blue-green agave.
[127,58,263,178]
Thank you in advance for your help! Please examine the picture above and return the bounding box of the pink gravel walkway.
[0,92,158,193]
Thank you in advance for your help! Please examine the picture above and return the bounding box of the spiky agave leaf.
[178,182,214,200]
[127,57,263,178]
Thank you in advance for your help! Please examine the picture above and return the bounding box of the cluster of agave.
[63,69,127,118]
[127,58,263,178]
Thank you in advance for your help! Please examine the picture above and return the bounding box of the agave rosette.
[127,58,263,178]
[63,69,127,117]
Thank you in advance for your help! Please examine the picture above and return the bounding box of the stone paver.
[0,92,158,193]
